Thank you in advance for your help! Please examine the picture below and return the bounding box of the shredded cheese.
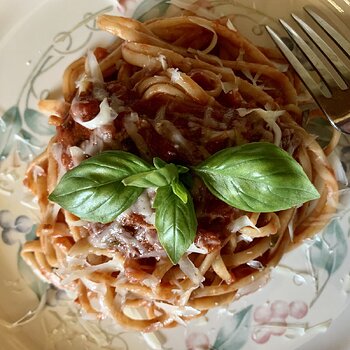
[221,80,238,94]
[69,146,85,167]
[157,54,168,71]
[187,243,208,255]
[178,255,205,285]
[237,108,284,146]
[80,130,104,157]
[85,50,104,84]
[228,215,260,234]
[74,98,117,130]
[168,67,182,83]
[124,112,151,159]
[154,301,201,325]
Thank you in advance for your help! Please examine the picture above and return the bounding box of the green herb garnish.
[48,151,152,223]
[194,142,319,212]
[153,184,196,264]
[49,142,320,264]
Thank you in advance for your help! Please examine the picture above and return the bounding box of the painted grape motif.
[289,301,308,319]
[186,332,210,350]
[252,300,308,344]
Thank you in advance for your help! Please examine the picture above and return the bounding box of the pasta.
[22,13,339,332]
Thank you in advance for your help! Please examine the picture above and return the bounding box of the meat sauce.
[56,79,269,259]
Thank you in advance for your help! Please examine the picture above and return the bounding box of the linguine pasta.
[22,13,338,332]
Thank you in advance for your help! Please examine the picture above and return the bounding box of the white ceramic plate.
[1,1,350,349]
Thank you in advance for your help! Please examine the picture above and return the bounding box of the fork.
[266,6,350,134]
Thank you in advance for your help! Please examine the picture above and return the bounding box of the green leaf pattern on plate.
[16,128,47,162]
[133,0,170,21]
[309,219,348,306]
[0,211,47,300]
[0,106,56,162]
[24,108,56,136]
[0,106,22,160]
[310,220,347,274]
[212,305,253,350]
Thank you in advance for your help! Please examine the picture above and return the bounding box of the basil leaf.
[171,180,188,203]
[49,151,152,223]
[154,184,197,264]
[153,157,189,173]
[122,163,178,188]
[176,165,190,174]
[194,142,320,212]
[153,157,167,169]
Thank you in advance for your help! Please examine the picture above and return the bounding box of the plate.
[1,0,350,349]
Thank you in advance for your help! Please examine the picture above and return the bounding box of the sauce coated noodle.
[22,14,338,331]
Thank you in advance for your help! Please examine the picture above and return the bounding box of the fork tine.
[291,13,350,87]
[265,25,323,99]
[304,6,350,58]
[279,19,338,91]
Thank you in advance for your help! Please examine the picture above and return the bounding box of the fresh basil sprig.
[153,184,196,264]
[170,179,188,203]
[122,163,180,188]
[194,142,320,212]
[49,142,320,264]
[49,151,152,223]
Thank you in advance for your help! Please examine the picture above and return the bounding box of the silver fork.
[266,6,350,134]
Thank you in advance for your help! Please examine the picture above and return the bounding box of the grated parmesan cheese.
[158,54,168,71]
[154,301,201,326]
[236,108,284,146]
[69,146,85,167]
[178,255,205,286]
[228,215,261,234]
[85,50,104,84]
[74,98,117,130]
[168,68,182,83]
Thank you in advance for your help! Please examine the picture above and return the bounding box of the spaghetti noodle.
[22,14,338,331]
